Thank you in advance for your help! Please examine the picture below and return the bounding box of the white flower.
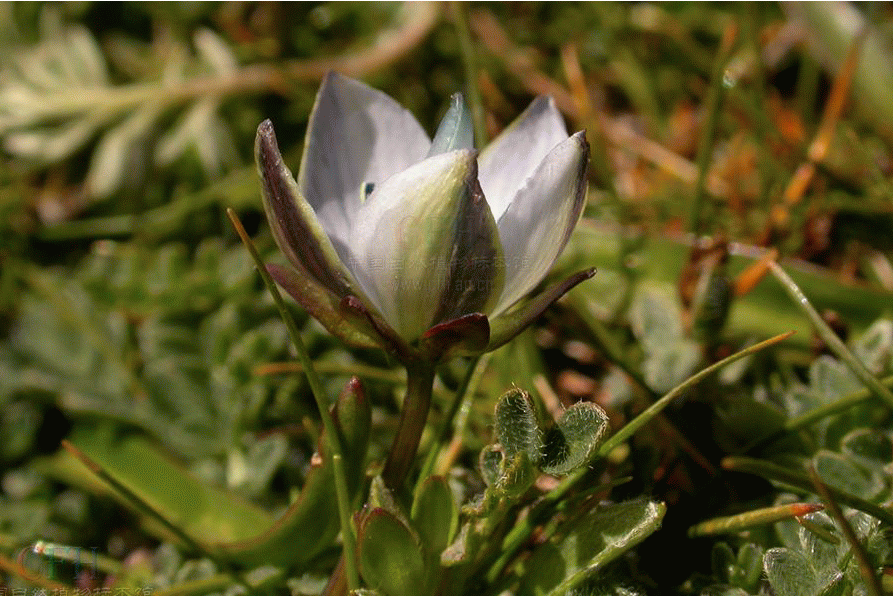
[258,72,592,362]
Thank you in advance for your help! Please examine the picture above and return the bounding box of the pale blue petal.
[298,72,431,260]
[478,96,569,220]
[492,132,589,315]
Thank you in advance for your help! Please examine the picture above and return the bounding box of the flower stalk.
[382,360,437,490]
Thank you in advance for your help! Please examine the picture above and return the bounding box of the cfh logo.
[16,542,98,583]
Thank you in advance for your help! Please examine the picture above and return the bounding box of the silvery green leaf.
[428,93,474,157]
[494,388,542,464]
[87,104,164,198]
[193,28,238,75]
[156,98,237,178]
[519,499,666,596]
[540,401,610,476]
[3,117,98,161]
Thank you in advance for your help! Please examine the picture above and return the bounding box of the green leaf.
[356,508,427,596]
[840,428,892,469]
[519,499,666,596]
[50,426,272,544]
[494,388,542,464]
[49,376,371,569]
[368,475,407,524]
[630,286,700,393]
[852,319,893,374]
[411,476,458,559]
[541,402,609,476]
[763,548,817,596]
[814,450,885,501]
[496,452,537,500]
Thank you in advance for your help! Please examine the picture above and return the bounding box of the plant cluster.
[1,3,892,596]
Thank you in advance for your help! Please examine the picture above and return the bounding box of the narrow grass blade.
[722,456,893,526]
[688,503,823,537]
[770,262,893,409]
[226,208,359,591]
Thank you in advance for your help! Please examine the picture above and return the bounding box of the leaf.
[494,387,542,464]
[356,508,427,596]
[495,452,537,500]
[47,426,272,544]
[630,286,700,393]
[47,376,371,569]
[411,476,458,560]
[763,548,817,596]
[840,428,893,469]
[87,104,164,198]
[852,319,893,374]
[216,377,371,566]
[519,499,666,596]
[813,450,885,501]
[540,402,610,476]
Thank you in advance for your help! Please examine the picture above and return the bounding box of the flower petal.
[298,72,431,256]
[478,96,570,219]
[349,150,504,341]
[427,93,474,157]
[492,131,589,315]
[256,120,357,298]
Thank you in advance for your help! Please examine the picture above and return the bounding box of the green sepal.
[267,263,384,349]
[488,268,595,352]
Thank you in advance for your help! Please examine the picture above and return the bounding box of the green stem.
[227,210,359,592]
[770,262,893,409]
[452,2,488,146]
[689,25,736,236]
[383,360,436,490]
